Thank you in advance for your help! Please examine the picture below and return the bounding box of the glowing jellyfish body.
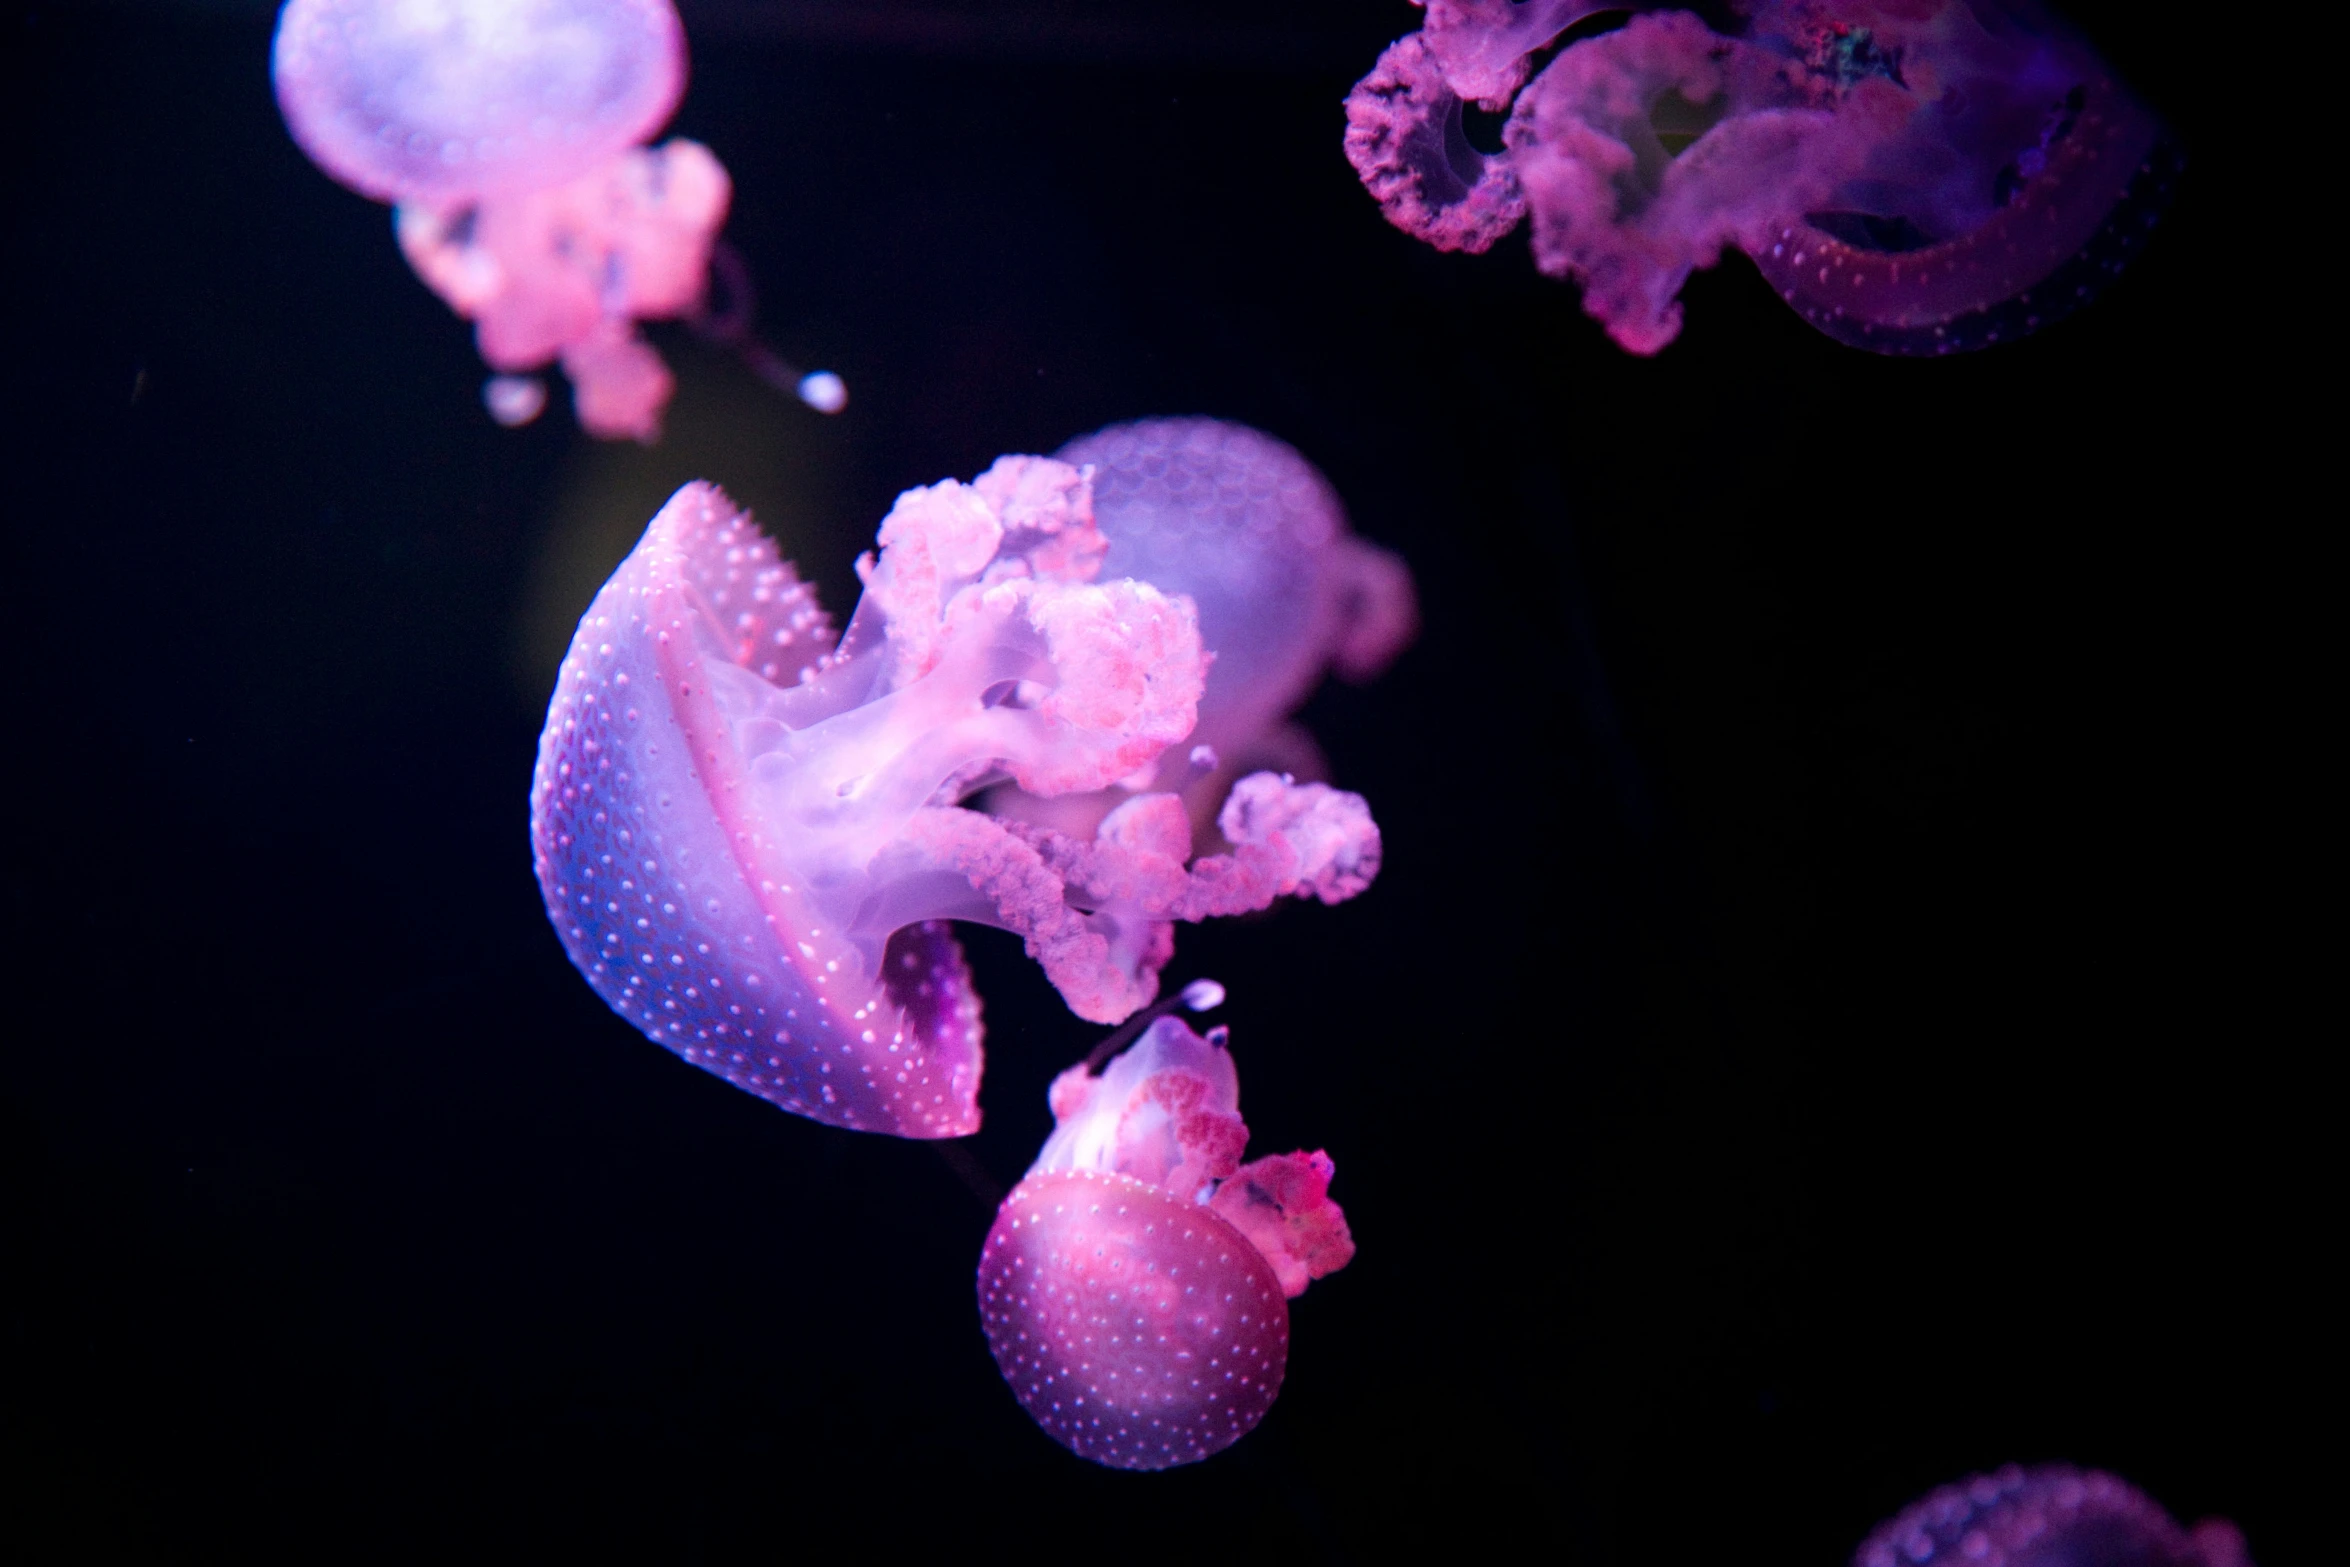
[530,460,1385,1135]
[271,0,684,204]
[273,0,726,439]
[1345,0,2176,355]
[1855,1465,2254,1567]
[990,419,1415,844]
[978,1015,1354,1468]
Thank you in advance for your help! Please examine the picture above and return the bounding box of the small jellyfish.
[977,1005,1354,1469]
[1854,1464,2254,1567]
[274,1,833,438]
[990,418,1416,845]
[1345,1,2178,354]
[529,460,1384,1136]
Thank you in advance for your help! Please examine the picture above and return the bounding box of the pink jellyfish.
[989,418,1416,846]
[977,1001,1354,1469]
[529,459,1384,1137]
[1345,1,2178,354]
[1855,1464,2253,1567]
[274,0,794,439]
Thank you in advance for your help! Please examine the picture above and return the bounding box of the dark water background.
[4,3,2309,1562]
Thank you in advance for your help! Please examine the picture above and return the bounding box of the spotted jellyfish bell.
[977,991,1355,1469]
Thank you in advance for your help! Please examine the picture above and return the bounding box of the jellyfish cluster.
[273,0,837,439]
[1345,0,2179,354]
[531,420,1402,1464]
[258,0,2232,1506]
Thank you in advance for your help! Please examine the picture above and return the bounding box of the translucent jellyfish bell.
[1853,1464,2253,1567]
[989,418,1415,845]
[977,1009,1355,1469]
[272,0,687,205]
[1058,418,1416,778]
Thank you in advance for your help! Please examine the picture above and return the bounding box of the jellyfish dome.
[977,1014,1354,1469]
[531,461,1386,1136]
[1056,418,1417,780]
[1345,0,2178,354]
[272,0,686,205]
[1855,1464,2254,1567]
[985,419,1415,845]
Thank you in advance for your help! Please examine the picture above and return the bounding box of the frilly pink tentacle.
[396,138,730,440]
[1210,1151,1358,1300]
[899,775,1380,1023]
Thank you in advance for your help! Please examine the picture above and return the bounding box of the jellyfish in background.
[1345,0,2179,355]
[988,418,1416,847]
[274,0,830,439]
[529,459,1384,1137]
[978,1001,1354,1469]
[1855,1464,2253,1567]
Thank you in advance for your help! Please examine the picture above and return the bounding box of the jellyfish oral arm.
[894,775,1381,1025]
[1348,1,2176,354]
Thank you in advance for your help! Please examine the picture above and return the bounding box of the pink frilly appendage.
[529,458,1385,1137]
[1344,1,2177,355]
[989,418,1415,851]
[1855,1463,2254,1567]
[397,138,731,441]
[977,1012,1355,1468]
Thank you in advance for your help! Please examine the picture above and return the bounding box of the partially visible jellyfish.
[1855,1464,2253,1567]
[529,460,1384,1137]
[273,0,840,438]
[977,998,1354,1469]
[1345,1,2179,354]
[990,418,1416,846]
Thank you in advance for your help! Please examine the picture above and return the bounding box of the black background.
[4,3,2309,1563]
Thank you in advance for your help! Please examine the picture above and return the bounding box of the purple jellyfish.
[273,0,806,439]
[529,461,1384,1137]
[1345,0,2178,355]
[978,999,1354,1469]
[1857,1464,2253,1567]
[988,418,1416,847]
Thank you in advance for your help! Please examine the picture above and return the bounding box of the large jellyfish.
[977,1001,1354,1469]
[1345,0,2179,354]
[529,461,1384,1137]
[1855,1464,2253,1567]
[987,418,1416,847]
[274,0,828,438]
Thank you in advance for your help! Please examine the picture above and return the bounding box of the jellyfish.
[1345,0,2179,355]
[977,1000,1354,1469]
[529,459,1384,1136]
[988,418,1416,847]
[274,0,828,438]
[1855,1464,2254,1567]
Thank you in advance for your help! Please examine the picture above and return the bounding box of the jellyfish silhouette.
[529,462,1383,1136]
[1345,0,2178,354]
[1856,1464,2254,1567]
[274,0,836,437]
[977,1002,1354,1469]
[988,418,1415,847]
